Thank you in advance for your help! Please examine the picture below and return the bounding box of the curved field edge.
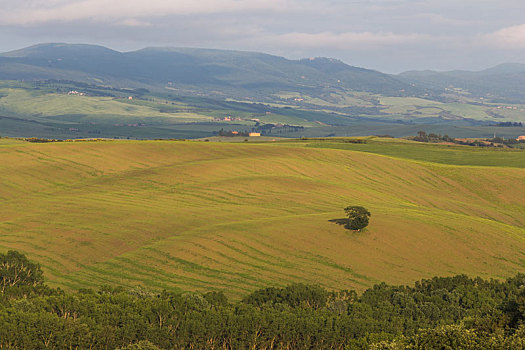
[306,138,525,168]
[0,140,524,298]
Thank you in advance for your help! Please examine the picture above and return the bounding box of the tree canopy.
[0,251,524,349]
[343,206,371,231]
[0,250,44,293]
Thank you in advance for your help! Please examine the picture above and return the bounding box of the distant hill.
[0,43,421,99]
[399,63,525,103]
[0,43,523,139]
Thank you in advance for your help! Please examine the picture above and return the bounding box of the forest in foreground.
[1,251,524,349]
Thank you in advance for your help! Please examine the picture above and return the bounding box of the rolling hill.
[0,137,524,298]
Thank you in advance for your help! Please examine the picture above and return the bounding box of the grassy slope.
[0,139,524,298]
[307,138,525,167]
[2,83,524,130]
[2,82,525,141]
[0,88,212,124]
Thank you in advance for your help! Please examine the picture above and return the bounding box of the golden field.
[0,138,524,297]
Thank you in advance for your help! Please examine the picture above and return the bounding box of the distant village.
[493,105,525,111]
[216,129,260,137]
[215,122,304,138]
[213,112,272,123]
[67,90,86,96]
[213,114,299,137]
[68,90,135,101]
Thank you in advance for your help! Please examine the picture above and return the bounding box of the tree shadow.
[329,218,350,227]
[329,218,366,232]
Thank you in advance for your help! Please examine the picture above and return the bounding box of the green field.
[0,138,524,298]
[1,80,525,141]
[0,87,214,124]
[307,137,525,167]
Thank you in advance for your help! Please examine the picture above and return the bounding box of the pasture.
[0,138,524,298]
[307,138,525,167]
[0,88,213,124]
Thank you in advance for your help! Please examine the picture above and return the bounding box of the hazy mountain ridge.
[399,63,525,102]
[1,44,523,104]
[0,43,422,98]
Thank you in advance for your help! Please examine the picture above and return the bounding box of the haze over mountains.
[400,63,525,103]
[0,43,523,140]
[1,43,523,103]
[0,43,419,97]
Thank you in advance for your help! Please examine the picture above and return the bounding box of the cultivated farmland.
[0,138,524,298]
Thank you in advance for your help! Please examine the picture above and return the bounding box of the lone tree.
[343,206,371,231]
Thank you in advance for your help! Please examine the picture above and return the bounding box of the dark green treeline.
[0,251,524,349]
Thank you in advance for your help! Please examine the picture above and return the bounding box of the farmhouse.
[248,132,261,137]
[517,135,525,141]
[68,90,85,96]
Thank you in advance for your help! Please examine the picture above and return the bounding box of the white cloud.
[115,18,152,27]
[400,13,482,26]
[0,0,291,25]
[256,31,428,50]
[485,24,525,48]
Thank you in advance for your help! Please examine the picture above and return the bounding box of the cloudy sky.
[0,0,523,73]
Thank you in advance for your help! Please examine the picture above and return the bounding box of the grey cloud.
[0,0,293,25]
[250,31,430,50]
[0,0,523,72]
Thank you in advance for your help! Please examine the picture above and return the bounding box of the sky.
[0,0,523,73]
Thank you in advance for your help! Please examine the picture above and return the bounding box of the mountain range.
[0,42,521,103]
[0,43,418,98]
[399,63,525,103]
[1,43,524,103]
